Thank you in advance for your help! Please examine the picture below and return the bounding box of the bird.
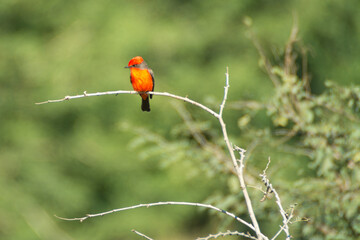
[125,56,154,112]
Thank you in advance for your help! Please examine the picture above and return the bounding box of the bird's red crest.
[128,56,144,66]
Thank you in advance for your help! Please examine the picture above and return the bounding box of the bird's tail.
[141,97,150,112]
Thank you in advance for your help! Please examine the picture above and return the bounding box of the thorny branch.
[260,157,292,240]
[197,230,258,240]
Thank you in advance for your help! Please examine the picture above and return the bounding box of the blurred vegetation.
[1,0,359,239]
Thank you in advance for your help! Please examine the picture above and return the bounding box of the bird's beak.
[124,66,130,68]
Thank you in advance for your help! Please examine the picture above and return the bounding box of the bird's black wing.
[149,68,155,99]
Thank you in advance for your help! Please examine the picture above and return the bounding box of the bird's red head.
[128,56,144,67]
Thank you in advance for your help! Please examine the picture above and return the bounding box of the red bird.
[125,56,154,112]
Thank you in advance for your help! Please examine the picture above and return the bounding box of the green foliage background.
[1,0,359,239]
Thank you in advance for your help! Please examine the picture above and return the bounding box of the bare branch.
[36,90,219,118]
[55,201,255,230]
[131,229,154,240]
[197,230,258,240]
[260,157,292,240]
[36,90,137,104]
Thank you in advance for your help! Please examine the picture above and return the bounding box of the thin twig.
[271,207,295,240]
[247,184,266,194]
[54,201,255,231]
[284,14,298,76]
[197,230,258,240]
[244,138,260,167]
[218,67,229,117]
[36,90,219,118]
[260,157,292,240]
[246,26,280,88]
[36,90,136,104]
[171,101,235,174]
[171,101,209,146]
[227,100,266,110]
[132,229,154,240]
[301,46,311,95]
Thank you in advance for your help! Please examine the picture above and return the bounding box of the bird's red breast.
[130,68,153,100]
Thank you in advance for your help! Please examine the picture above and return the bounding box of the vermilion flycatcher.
[125,56,154,112]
